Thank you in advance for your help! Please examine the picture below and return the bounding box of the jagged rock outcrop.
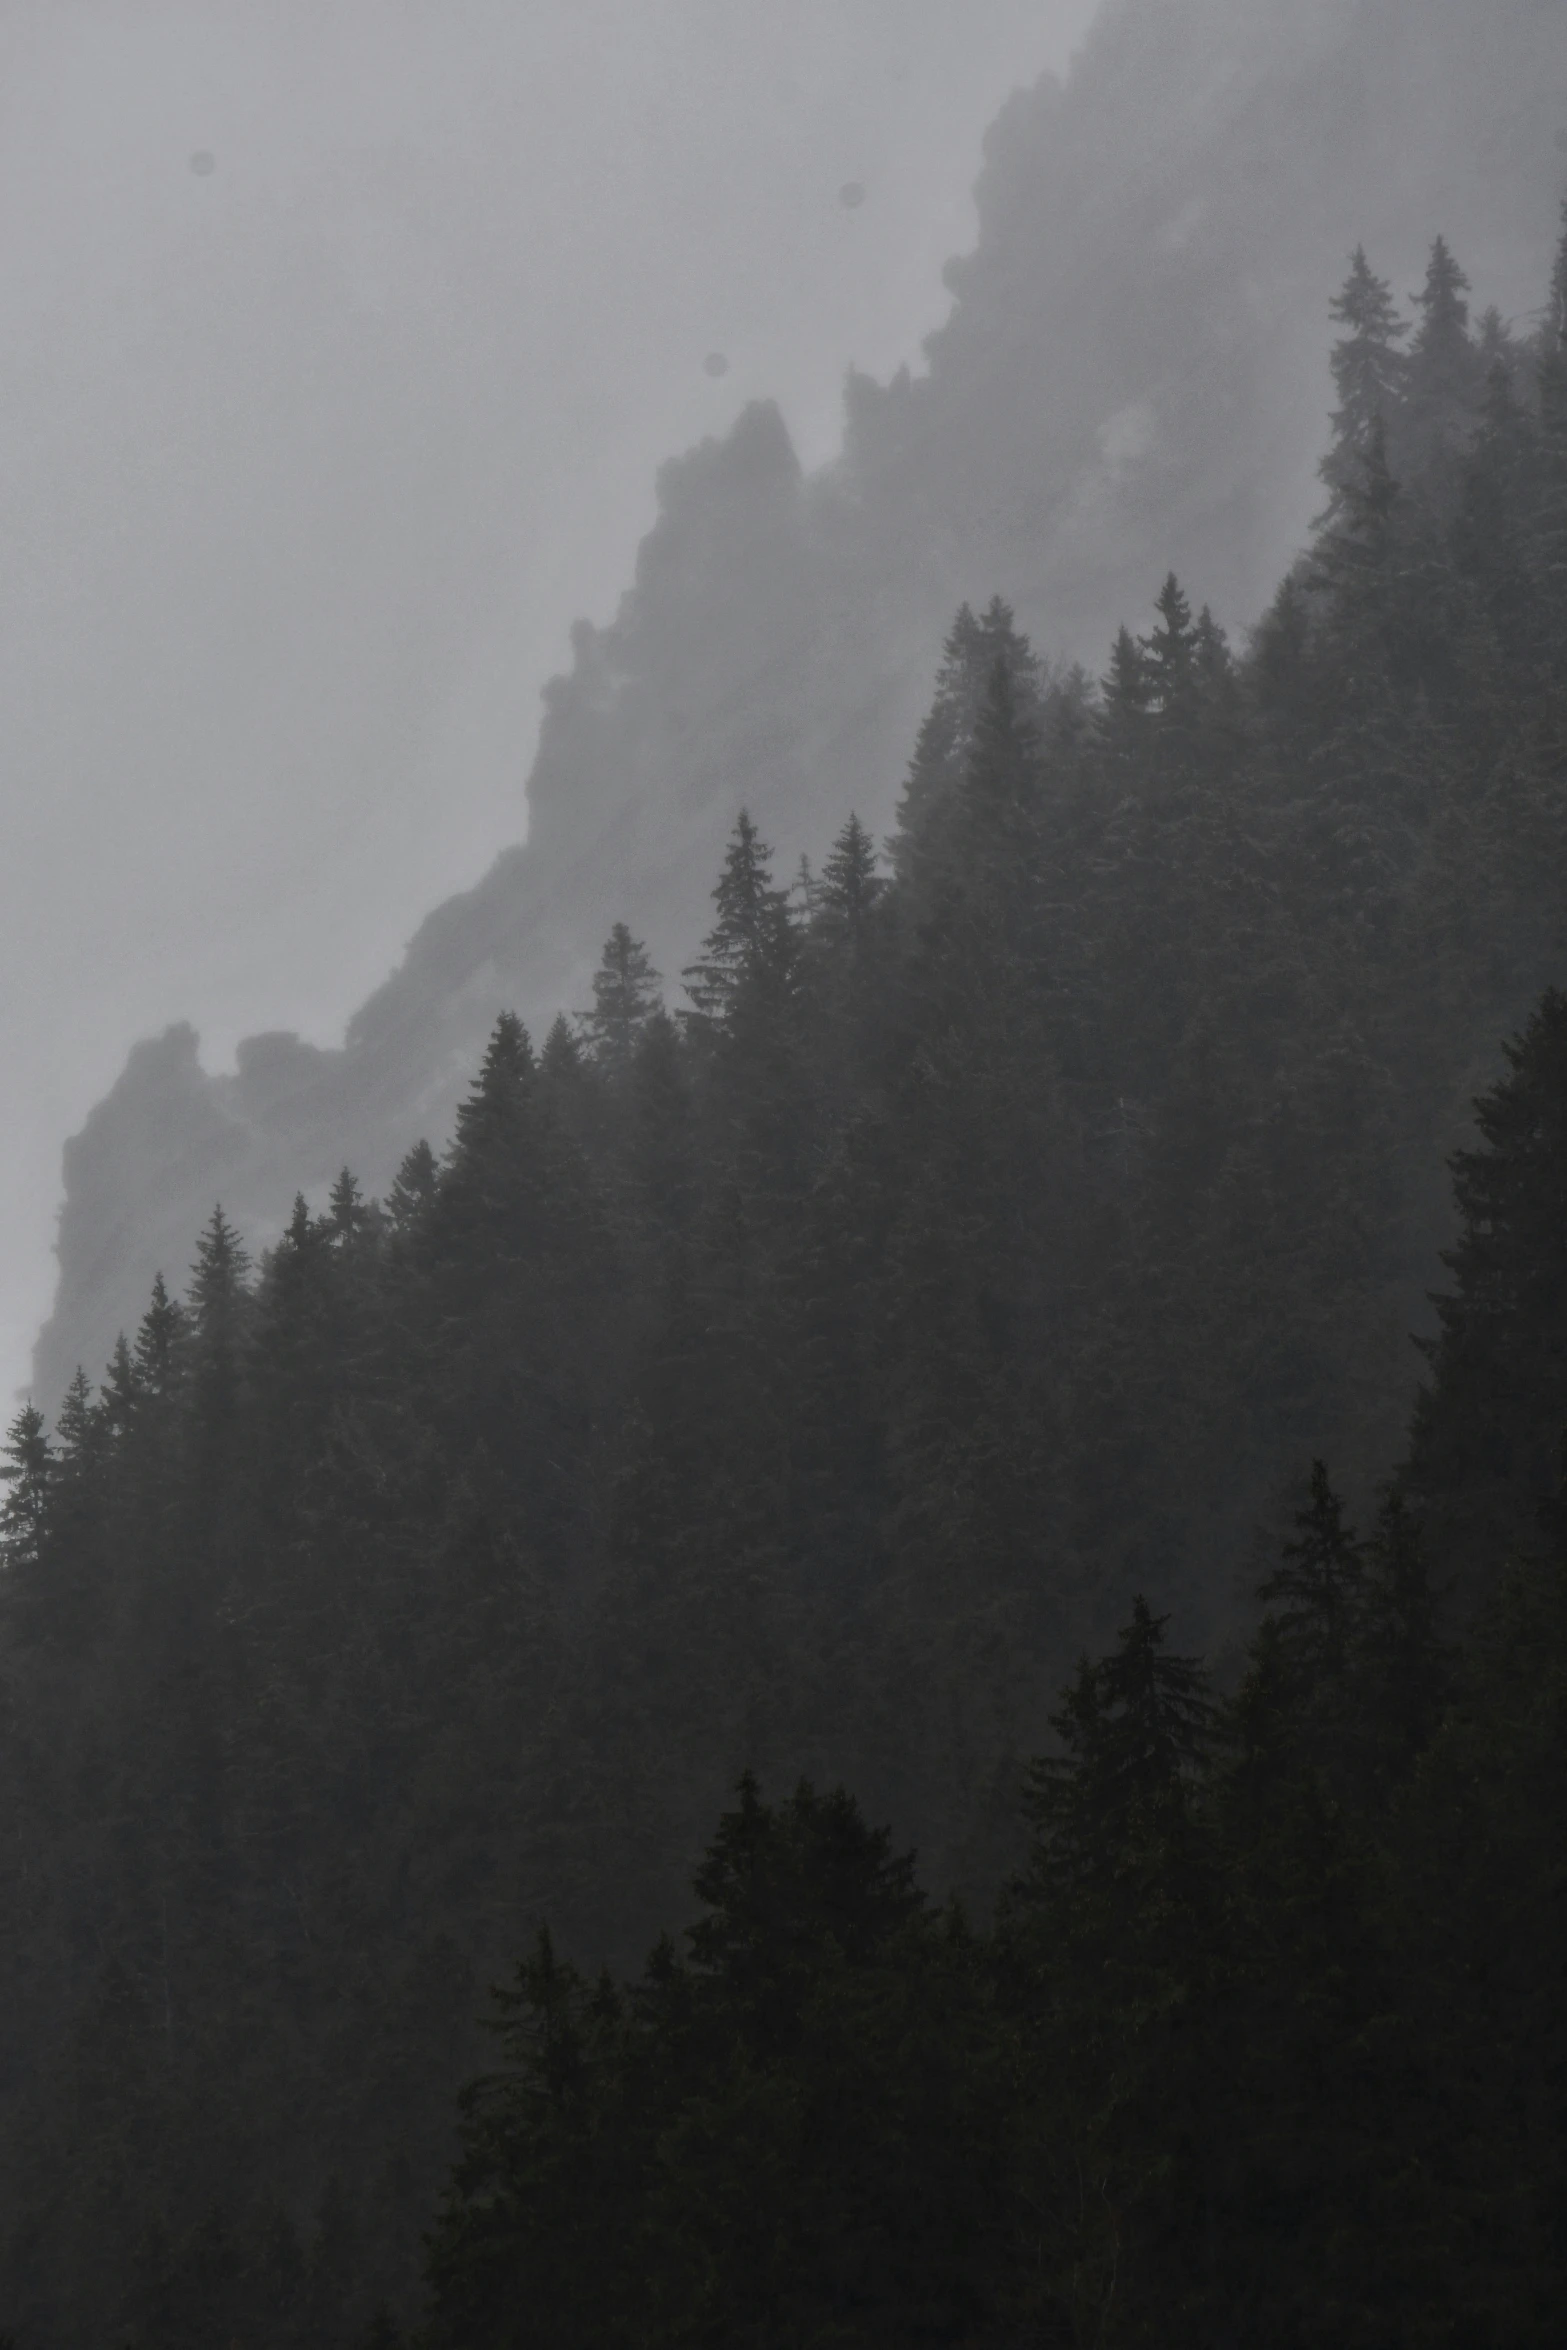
[35,0,1565,1403]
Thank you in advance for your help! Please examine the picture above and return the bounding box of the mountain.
[34,0,1565,1406]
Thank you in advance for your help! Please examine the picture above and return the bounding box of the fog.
[0,0,1098,1396]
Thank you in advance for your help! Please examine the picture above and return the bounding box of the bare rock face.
[33,0,1565,1404]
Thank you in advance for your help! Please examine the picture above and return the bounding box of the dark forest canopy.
[2,212,1567,2345]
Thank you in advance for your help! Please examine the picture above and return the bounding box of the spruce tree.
[891,598,1041,890]
[1026,1597,1212,1854]
[133,1271,189,1397]
[0,1404,52,1576]
[386,1138,439,1237]
[187,1207,251,1434]
[329,1166,370,1247]
[1098,622,1152,765]
[1319,246,1408,515]
[449,1011,534,1170]
[1258,1459,1365,1688]
[817,811,882,931]
[1142,572,1198,712]
[1404,234,1481,475]
[1404,988,1567,1585]
[681,810,797,1025]
[580,923,661,1078]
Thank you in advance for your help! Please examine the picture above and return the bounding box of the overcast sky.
[0,0,1102,1398]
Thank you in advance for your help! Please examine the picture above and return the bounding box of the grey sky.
[0,0,1100,1396]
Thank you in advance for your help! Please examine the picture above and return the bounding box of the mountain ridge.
[35,0,1565,1405]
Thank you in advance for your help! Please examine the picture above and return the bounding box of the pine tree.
[103,1330,141,1440]
[449,1012,535,1170]
[27,1370,112,1650]
[0,1404,53,1575]
[133,1271,189,1398]
[1098,622,1151,766]
[540,1013,586,1088]
[891,598,1041,888]
[1258,1460,1365,1687]
[185,1205,254,1516]
[1023,1597,1213,1885]
[580,923,662,1078]
[56,1366,99,1465]
[817,812,882,931]
[1308,411,1409,683]
[1142,572,1198,712]
[189,1206,251,1355]
[1319,247,1408,515]
[681,810,797,1025]
[329,1166,370,1247]
[1404,988,1567,1586]
[252,1192,342,1493]
[386,1138,439,1236]
[1404,234,1481,475]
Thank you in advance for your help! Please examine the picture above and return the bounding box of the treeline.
[0,214,1564,2343]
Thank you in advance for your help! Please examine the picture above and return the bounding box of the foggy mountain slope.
[35,0,1565,1405]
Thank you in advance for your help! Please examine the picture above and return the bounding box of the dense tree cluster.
[1,215,1565,2344]
[426,1429,1567,2346]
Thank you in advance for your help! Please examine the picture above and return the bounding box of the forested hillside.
[2,210,1566,2344]
[35,0,1564,1409]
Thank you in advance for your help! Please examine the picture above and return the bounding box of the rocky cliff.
[35,0,1566,1403]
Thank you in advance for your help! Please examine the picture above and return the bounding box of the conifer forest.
[3,207,1567,2347]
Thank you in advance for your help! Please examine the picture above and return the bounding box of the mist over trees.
[34,0,1565,1415]
[2,197,1567,2345]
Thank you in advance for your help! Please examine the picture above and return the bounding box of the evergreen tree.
[1403,234,1481,475]
[0,1403,52,1576]
[891,598,1041,889]
[817,811,883,932]
[1097,621,1151,766]
[329,1166,371,1248]
[186,1205,253,1481]
[1404,988,1567,1587]
[1142,571,1198,712]
[1319,246,1408,514]
[579,923,661,1078]
[1257,1458,1365,1687]
[1023,1596,1213,1885]
[681,809,797,1025]
[133,1271,189,1397]
[386,1139,439,1237]
[448,1012,535,1172]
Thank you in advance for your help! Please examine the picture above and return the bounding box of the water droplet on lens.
[190,150,216,177]
[839,180,866,209]
[703,351,729,379]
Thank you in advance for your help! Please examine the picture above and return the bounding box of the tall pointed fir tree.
[1403,234,1481,478]
[1404,988,1567,1590]
[891,598,1041,892]
[1319,247,1408,516]
[186,1205,253,1514]
[681,811,798,1027]
[0,1404,52,1581]
[580,923,662,1080]
[1257,1459,1366,1694]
